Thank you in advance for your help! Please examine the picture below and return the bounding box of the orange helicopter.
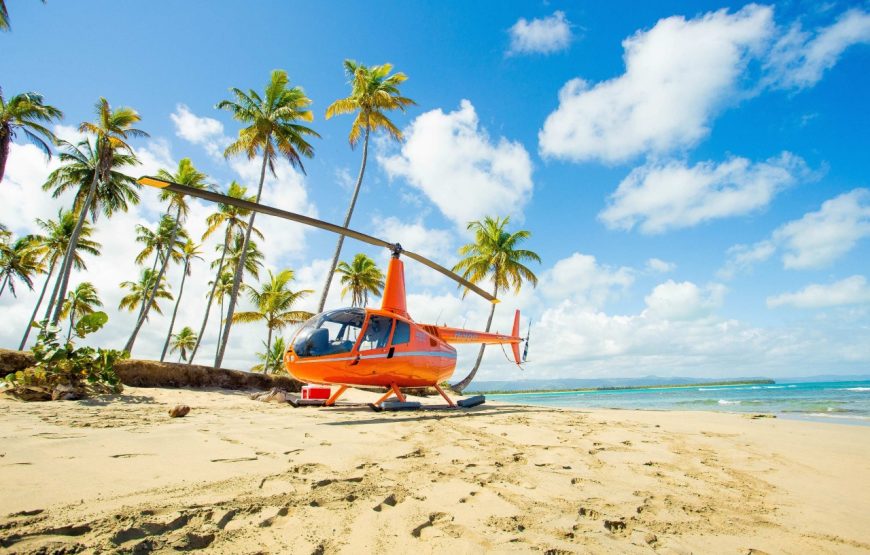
[138,176,527,409]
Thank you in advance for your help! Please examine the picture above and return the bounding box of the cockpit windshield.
[292,308,366,358]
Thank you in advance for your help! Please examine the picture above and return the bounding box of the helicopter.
[138,176,527,409]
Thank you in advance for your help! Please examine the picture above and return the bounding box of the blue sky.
[1,1,869,380]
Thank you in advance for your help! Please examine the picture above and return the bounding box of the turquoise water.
[488,380,870,425]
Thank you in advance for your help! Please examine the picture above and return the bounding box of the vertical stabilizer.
[511,309,521,364]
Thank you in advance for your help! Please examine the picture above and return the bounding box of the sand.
[1,386,868,554]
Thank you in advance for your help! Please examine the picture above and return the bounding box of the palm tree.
[0,235,41,297]
[232,269,312,371]
[19,209,100,349]
[319,60,414,312]
[51,98,146,325]
[252,337,287,374]
[189,181,262,363]
[214,69,319,369]
[118,268,172,320]
[0,89,62,181]
[335,253,385,307]
[60,282,102,341]
[43,138,140,221]
[211,270,235,353]
[126,159,209,353]
[451,216,540,393]
[170,326,197,363]
[160,239,203,362]
[134,217,188,283]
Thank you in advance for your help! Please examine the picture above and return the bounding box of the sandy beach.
[1,387,869,554]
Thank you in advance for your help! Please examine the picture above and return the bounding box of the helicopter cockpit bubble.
[292,308,366,357]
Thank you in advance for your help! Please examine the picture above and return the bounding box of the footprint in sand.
[210,456,258,463]
[110,453,154,458]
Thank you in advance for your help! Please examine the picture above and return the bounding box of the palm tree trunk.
[216,293,225,349]
[0,274,8,297]
[0,128,11,183]
[67,311,75,342]
[20,259,56,349]
[317,126,370,312]
[452,284,499,393]
[265,325,274,374]
[160,257,189,362]
[51,171,100,325]
[125,206,182,353]
[189,232,229,363]
[214,153,269,369]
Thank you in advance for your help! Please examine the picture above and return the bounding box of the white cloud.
[508,11,572,55]
[379,100,533,227]
[767,275,870,308]
[643,280,725,321]
[600,152,807,234]
[539,5,774,163]
[721,188,870,276]
[775,188,870,269]
[718,240,776,279]
[170,104,230,158]
[540,253,633,309]
[646,258,676,273]
[765,9,870,90]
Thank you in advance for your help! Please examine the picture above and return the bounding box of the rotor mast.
[381,244,409,318]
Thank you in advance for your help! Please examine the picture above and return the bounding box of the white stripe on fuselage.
[292,350,457,364]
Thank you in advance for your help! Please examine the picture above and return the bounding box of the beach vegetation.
[214,69,319,369]
[336,253,385,307]
[4,311,126,401]
[59,281,102,341]
[318,60,415,312]
[452,216,540,393]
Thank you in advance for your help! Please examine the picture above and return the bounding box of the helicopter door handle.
[387,347,395,359]
[350,355,360,366]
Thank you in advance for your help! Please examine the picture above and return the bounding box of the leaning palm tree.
[51,98,146,325]
[170,326,198,363]
[60,282,102,341]
[451,216,540,393]
[0,89,62,181]
[125,159,210,353]
[319,60,414,312]
[189,181,262,363]
[252,337,287,374]
[211,270,236,353]
[19,209,100,349]
[133,217,188,286]
[232,269,312,370]
[0,235,42,297]
[118,268,172,320]
[335,253,385,307]
[214,69,319,368]
[159,239,203,362]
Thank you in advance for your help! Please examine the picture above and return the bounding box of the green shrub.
[3,312,128,401]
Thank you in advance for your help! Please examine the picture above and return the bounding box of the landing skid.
[287,385,485,412]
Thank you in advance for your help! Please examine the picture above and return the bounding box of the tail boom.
[430,310,523,365]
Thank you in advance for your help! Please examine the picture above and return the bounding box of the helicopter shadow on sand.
[320,404,542,426]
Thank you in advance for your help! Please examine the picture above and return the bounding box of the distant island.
[476,379,775,395]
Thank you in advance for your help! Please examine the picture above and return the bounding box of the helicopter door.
[356,315,395,363]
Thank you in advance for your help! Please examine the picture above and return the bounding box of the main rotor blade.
[138,176,499,304]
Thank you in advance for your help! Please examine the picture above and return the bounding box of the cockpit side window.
[392,320,411,346]
[359,315,394,351]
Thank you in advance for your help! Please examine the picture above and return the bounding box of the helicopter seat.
[306,327,329,356]
[325,339,354,355]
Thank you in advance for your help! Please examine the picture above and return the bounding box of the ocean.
[487,380,870,425]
